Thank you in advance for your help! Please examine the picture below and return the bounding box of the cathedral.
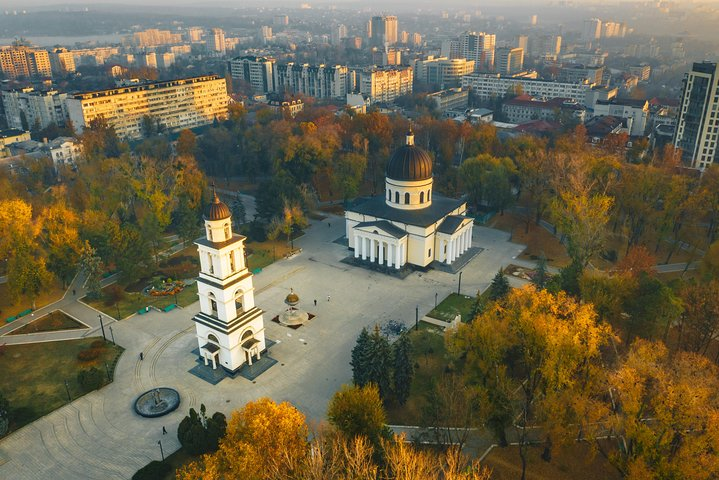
[192,190,266,373]
[345,128,474,269]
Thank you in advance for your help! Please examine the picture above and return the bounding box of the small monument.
[133,387,180,418]
[279,288,310,327]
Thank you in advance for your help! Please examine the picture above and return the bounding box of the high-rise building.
[158,52,175,69]
[130,29,182,48]
[360,66,413,103]
[331,24,348,45]
[209,28,226,55]
[370,15,398,46]
[137,52,157,69]
[583,18,602,43]
[1,88,69,130]
[441,40,461,59]
[531,35,562,58]
[458,31,496,71]
[495,47,524,75]
[411,33,422,47]
[67,75,228,139]
[516,35,529,53]
[49,48,76,75]
[413,57,475,88]
[273,15,289,26]
[373,47,401,66]
[0,46,52,79]
[273,63,351,99]
[186,27,204,43]
[260,26,273,44]
[228,56,276,93]
[530,15,538,26]
[673,62,719,170]
[399,31,409,44]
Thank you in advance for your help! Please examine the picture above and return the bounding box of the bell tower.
[193,187,266,372]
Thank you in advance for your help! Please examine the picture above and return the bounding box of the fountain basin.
[134,387,181,418]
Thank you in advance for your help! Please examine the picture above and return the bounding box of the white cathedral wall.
[197,275,256,321]
[195,318,266,371]
[385,178,434,210]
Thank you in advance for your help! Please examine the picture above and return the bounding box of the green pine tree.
[532,254,548,290]
[392,334,413,405]
[350,327,371,387]
[470,290,486,319]
[366,325,392,400]
[232,192,247,226]
[488,269,510,301]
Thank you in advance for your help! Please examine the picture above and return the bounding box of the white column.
[354,235,360,258]
[370,238,376,263]
[447,239,453,264]
[387,242,393,266]
[379,241,384,265]
[361,236,367,260]
[394,244,400,269]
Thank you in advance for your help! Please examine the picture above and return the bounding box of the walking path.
[0,218,528,479]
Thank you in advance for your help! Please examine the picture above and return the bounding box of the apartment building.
[67,75,228,139]
[273,63,351,99]
[360,67,413,103]
[413,57,474,88]
[502,94,586,124]
[462,73,593,104]
[228,56,276,94]
[495,48,524,75]
[427,88,469,114]
[593,98,649,136]
[459,31,496,71]
[49,48,76,75]
[1,88,69,130]
[0,46,52,79]
[673,62,719,170]
[130,29,182,48]
[370,15,398,47]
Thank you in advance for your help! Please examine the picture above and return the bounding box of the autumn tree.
[606,340,719,479]
[677,281,719,355]
[331,152,367,204]
[79,241,103,299]
[176,129,197,158]
[178,398,309,479]
[448,286,614,480]
[327,384,391,450]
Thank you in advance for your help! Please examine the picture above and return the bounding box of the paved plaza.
[0,216,530,479]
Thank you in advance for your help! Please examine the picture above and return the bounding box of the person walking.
[162,426,167,435]
[140,352,144,361]
[72,289,76,296]
[327,295,331,302]
[314,299,317,307]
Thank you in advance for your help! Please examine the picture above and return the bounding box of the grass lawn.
[0,339,124,434]
[7,310,87,335]
[426,293,476,323]
[83,283,199,320]
[483,442,621,480]
[246,239,294,271]
[386,328,449,425]
[0,279,66,322]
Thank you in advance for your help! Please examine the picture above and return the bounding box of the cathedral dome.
[204,190,231,221]
[385,129,433,182]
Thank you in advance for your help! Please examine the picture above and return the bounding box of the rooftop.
[347,194,466,228]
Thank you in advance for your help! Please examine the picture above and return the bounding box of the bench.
[163,304,177,313]
[137,307,150,315]
[252,268,262,275]
[17,309,32,318]
[5,316,16,324]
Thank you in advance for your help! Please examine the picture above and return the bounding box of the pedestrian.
[72,289,76,296]
[162,426,167,435]
[327,295,331,302]
[328,222,331,228]
[140,352,144,361]
[313,299,317,306]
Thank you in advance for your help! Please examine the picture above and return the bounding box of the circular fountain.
[133,387,181,418]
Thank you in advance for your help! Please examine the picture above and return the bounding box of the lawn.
[0,279,66,322]
[83,283,199,320]
[386,327,449,426]
[246,239,295,271]
[7,310,87,335]
[0,339,124,434]
[426,293,476,323]
[483,442,621,480]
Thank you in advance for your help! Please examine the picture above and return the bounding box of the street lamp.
[173,291,178,307]
[457,271,463,295]
[104,362,111,381]
[115,303,121,321]
[415,304,419,331]
[158,440,165,461]
[64,380,71,401]
[98,314,106,342]
[109,325,115,345]
[435,292,438,308]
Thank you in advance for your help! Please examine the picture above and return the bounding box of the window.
[229,251,235,272]
[420,191,425,203]
[387,189,391,201]
[207,253,214,274]
[405,192,410,204]
[395,191,399,203]
[235,289,243,313]
[207,227,213,241]
[224,223,230,240]
[428,248,432,257]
